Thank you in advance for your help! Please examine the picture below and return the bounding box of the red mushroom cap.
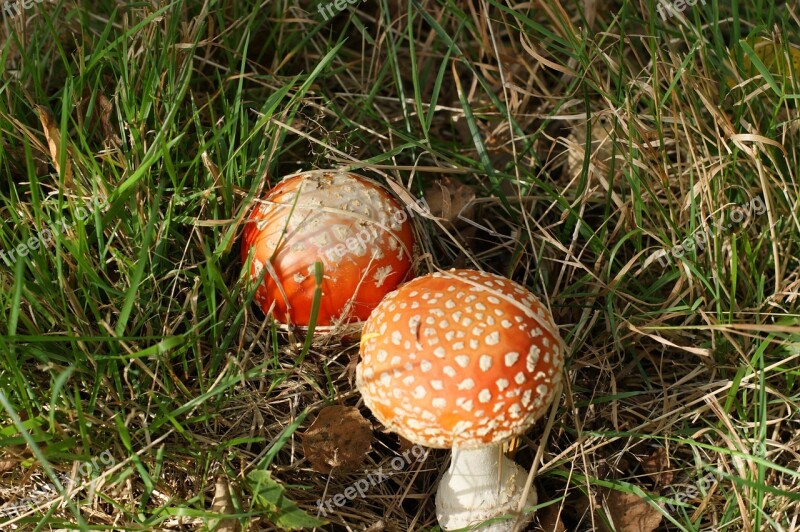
[356,269,564,449]
[241,170,416,326]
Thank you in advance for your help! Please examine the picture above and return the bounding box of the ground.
[0,0,799,531]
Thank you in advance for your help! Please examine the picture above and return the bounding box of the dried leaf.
[0,459,16,473]
[208,476,240,532]
[78,89,122,147]
[565,114,616,178]
[536,503,567,532]
[35,105,73,186]
[302,405,373,474]
[395,434,416,455]
[602,490,662,532]
[422,176,476,228]
[95,93,122,147]
[641,448,673,487]
[728,37,800,88]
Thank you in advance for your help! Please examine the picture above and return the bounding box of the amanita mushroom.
[241,170,416,326]
[355,269,564,531]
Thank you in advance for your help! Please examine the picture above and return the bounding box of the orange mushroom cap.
[241,170,416,326]
[356,269,564,449]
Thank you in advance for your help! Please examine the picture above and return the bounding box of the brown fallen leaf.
[535,502,567,532]
[302,405,373,475]
[96,93,121,147]
[35,105,73,186]
[0,459,16,473]
[78,88,122,148]
[395,434,417,455]
[641,447,673,487]
[601,489,662,532]
[422,176,476,228]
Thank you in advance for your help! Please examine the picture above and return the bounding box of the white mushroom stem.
[435,444,537,531]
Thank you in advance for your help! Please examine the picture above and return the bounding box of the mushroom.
[355,269,564,531]
[241,170,416,327]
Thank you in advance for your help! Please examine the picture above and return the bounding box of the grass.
[0,0,799,530]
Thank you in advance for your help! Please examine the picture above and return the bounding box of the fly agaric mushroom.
[241,170,416,327]
[355,269,564,531]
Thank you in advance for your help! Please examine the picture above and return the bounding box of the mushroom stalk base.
[435,445,537,531]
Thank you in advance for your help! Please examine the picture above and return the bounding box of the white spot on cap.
[443,366,457,377]
[496,378,510,391]
[527,344,540,372]
[420,360,432,372]
[457,378,475,390]
[453,420,474,433]
[486,331,500,345]
[479,355,492,371]
[505,352,519,367]
[434,347,447,359]
[377,350,388,362]
[412,385,427,399]
[431,380,444,390]
[456,398,474,412]
[432,397,446,408]
[373,265,394,287]
[478,389,492,403]
[455,355,470,368]
[514,372,526,385]
[522,389,533,406]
